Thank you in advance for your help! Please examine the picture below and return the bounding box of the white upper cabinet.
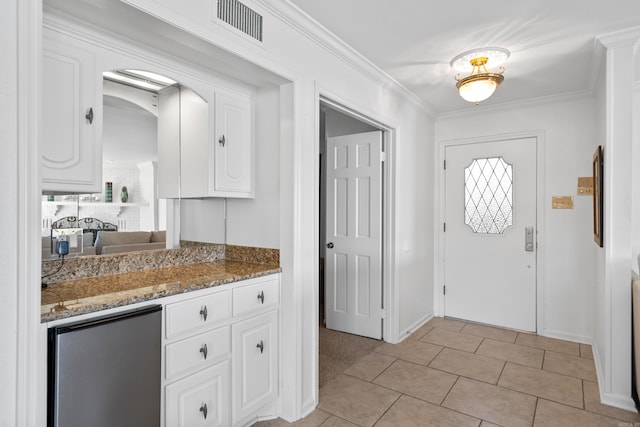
[156,86,181,199]
[42,30,102,194]
[213,91,253,196]
[158,86,254,199]
[179,87,213,199]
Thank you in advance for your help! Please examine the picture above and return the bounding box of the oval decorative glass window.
[464,157,513,234]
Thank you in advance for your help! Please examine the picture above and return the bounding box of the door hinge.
[443,159,446,170]
[380,308,386,319]
[380,152,386,162]
[443,285,446,295]
[443,222,446,232]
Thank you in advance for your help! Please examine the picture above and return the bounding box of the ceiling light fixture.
[102,70,178,92]
[450,47,510,104]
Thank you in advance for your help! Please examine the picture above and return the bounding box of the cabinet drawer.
[165,361,230,427]
[233,278,279,317]
[165,326,230,381]
[166,290,231,338]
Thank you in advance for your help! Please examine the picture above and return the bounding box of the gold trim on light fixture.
[450,48,509,104]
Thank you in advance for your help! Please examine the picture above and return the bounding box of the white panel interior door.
[444,138,537,332]
[325,131,383,339]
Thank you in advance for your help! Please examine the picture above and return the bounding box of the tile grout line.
[369,392,402,427]
[313,322,635,427]
[531,397,540,427]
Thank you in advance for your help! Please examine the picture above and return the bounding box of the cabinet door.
[214,90,253,196]
[157,86,181,199]
[42,30,101,193]
[179,87,211,198]
[232,310,278,424]
[165,361,230,427]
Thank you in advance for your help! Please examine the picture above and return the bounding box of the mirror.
[41,69,210,259]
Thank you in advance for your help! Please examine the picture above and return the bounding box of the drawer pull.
[257,340,264,354]
[199,305,208,321]
[200,344,208,360]
[257,291,265,304]
[85,107,94,124]
[200,403,208,419]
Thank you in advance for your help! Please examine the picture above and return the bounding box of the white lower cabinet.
[232,310,278,425]
[165,361,230,427]
[163,274,280,427]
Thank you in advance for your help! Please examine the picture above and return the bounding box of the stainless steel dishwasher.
[47,305,162,427]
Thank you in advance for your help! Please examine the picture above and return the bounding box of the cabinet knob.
[199,305,208,321]
[257,290,265,304]
[218,134,226,147]
[199,403,208,419]
[200,343,208,360]
[85,107,94,124]
[257,340,264,354]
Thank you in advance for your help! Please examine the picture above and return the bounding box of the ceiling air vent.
[217,0,263,42]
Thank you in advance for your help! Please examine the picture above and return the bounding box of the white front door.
[325,131,383,339]
[444,137,537,332]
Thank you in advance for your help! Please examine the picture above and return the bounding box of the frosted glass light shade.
[458,78,498,103]
[451,47,509,104]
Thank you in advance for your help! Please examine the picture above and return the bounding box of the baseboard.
[540,328,592,345]
[395,313,434,344]
[601,392,639,413]
[591,337,639,413]
[299,398,317,421]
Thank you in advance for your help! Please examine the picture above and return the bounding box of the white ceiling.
[288,0,640,115]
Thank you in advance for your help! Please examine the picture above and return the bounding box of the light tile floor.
[255,317,640,426]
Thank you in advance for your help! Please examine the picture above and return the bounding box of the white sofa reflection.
[42,216,166,258]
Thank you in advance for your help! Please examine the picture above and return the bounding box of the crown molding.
[596,26,640,49]
[254,0,437,118]
[437,88,594,121]
[587,37,607,96]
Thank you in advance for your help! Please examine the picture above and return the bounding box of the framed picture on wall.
[593,145,603,247]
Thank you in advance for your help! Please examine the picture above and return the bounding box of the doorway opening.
[318,98,389,388]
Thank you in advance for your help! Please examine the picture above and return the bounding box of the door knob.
[326,242,334,249]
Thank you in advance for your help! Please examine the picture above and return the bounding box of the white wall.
[633,78,640,275]
[436,96,597,343]
[593,46,608,407]
[592,30,639,411]
[324,107,377,137]
[102,102,157,164]
[226,84,281,248]
[0,1,19,424]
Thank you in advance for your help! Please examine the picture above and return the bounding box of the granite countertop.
[41,260,281,323]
